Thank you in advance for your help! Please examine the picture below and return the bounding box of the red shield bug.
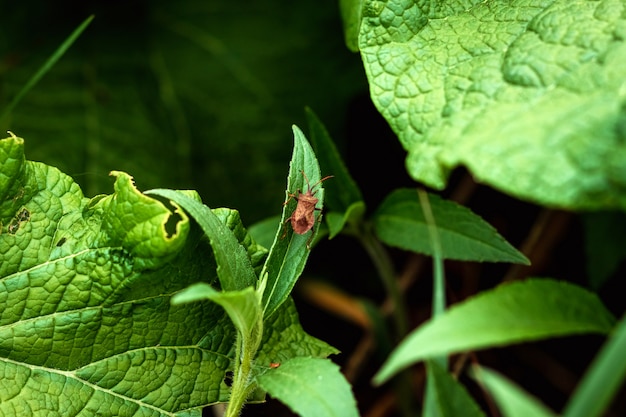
[269,362,281,369]
[283,170,333,246]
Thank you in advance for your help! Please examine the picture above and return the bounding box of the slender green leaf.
[562,313,626,417]
[425,361,486,417]
[374,189,529,264]
[374,279,615,384]
[146,188,257,291]
[472,366,557,417]
[256,357,360,417]
[0,15,94,124]
[261,126,327,317]
[359,0,626,210]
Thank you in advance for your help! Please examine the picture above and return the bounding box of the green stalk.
[225,314,264,417]
[418,188,447,416]
[358,224,408,338]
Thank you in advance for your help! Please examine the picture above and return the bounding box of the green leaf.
[172,283,262,343]
[248,215,282,251]
[425,361,486,417]
[562,313,626,417]
[146,189,257,291]
[374,189,529,264]
[256,298,339,367]
[359,0,626,210]
[256,357,360,417]
[373,279,615,384]
[471,366,557,417]
[261,126,327,317]
[0,135,335,416]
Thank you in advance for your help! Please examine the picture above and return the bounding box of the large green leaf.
[0,135,336,416]
[359,0,626,210]
[374,279,615,384]
[374,189,529,263]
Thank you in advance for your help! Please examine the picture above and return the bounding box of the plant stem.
[225,317,263,417]
[358,224,408,339]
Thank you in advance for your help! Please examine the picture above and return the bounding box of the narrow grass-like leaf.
[0,15,94,124]
[256,357,360,417]
[562,313,626,417]
[374,279,615,384]
[471,366,557,417]
[261,126,327,317]
[146,188,256,291]
[426,361,486,417]
[374,189,529,264]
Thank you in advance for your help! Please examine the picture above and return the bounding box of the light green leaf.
[425,361,486,417]
[359,0,626,210]
[146,188,257,291]
[562,313,626,417]
[374,279,615,384]
[374,189,529,264]
[472,366,557,417]
[256,357,359,417]
[172,283,262,343]
[261,126,327,317]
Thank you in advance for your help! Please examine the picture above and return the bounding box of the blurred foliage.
[0,0,366,223]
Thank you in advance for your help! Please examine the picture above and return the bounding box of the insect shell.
[269,362,280,369]
[284,170,333,235]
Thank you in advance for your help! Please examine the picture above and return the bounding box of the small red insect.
[283,170,333,242]
[269,362,281,369]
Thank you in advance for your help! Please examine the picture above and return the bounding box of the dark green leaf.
[374,279,615,384]
[374,189,529,264]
